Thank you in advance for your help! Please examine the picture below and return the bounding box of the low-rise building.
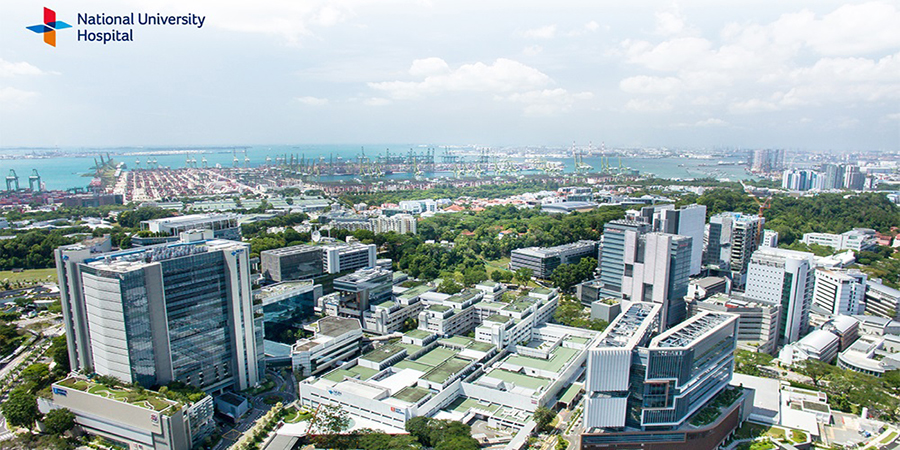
[510,240,598,279]
[141,213,241,241]
[801,229,877,252]
[260,246,324,282]
[779,329,841,365]
[40,377,214,450]
[837,336,900,377]
[292,316,363,377]
[864,280,900,320]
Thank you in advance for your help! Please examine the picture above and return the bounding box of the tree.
[43,408,75,435]
[514,267,533,286]
[796,359,832,388]
[405,417,433,447]
[48,335,70,373]
[20,363,49,389]
[435,436,479,450]
[309,404,350,435]
[437,278,463,295]
[2,387,40,429]
[534,406,557,433]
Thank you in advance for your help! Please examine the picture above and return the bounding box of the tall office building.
[813,269,867,316]
[629,204,706,275]
[55,232,262,392]
[599,220,651,298]
[704,212,764,288]
[583,303,738,444]
[744,247,815,345]
[843,165,865,190]
[621,233,692,329]
[750,149,784,173]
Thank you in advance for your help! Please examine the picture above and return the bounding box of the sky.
[0,0,898,151]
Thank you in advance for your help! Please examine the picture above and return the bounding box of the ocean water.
[0,145,755,191]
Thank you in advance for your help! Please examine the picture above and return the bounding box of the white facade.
[813,269,867,316]
[372,214,417,234]
[762,230,779,248]
[779,329,840,365]
[323,243,377,274]
[292,317,363,376]
[744,247,815,345]
[802,229,877,252]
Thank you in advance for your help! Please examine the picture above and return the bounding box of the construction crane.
[752,195,772,237]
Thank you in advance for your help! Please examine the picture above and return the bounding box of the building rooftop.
[335,267,391,284]
[796,329,839,353]
[484,314,512,324]
[360,344,405,363]
[56,377,185,415]
[512,240,597,258]
[317,316,362,337]
[260,245,322,256]
[83,239,244,272]
[254,280,316,302]
[398,284,433,300]
[595,302,660,349]
[652,312,735,348]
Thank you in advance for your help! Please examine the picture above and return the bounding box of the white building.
[801,229,877,252]
[620,232,692,329]
[762,230,779,248]
[744,247,815,345]
[690,293,780,354]
[628,204,707,275]
[292,317,363,377]
[322,243,377,274]
[372,214,417,234]
[779,329,840,365]
[864,280,900,320]
[837,335,900,377]
[812,269,867,316]
[705,212,764,287]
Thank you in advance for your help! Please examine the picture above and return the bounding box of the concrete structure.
[510,240,598,279]
[260,246,324,282]
[542,201,600,214]
[802,229,877,252]
[622,232,691,328]
[583,303,739,447]
[41,376,214,450]
[371,214,417,234]
[322,242,377,274]
[333,267,393,313]
[599,220,650,298]
[751,148,785,173]
[590,298,622,323]
[744,247,816,345]
[782,168,823,191]
[689,293,780,354]
[852,314,900,336]
[864,280,900,320]
[762,229,779,248]
[628,204,707,275]
[140,213,240,241]
[705,212,764,287]
[813,269,867,316]
[292,316,363,377]
[577,279,603,307]
[55,233,262,392]
[821,315,860,351]
[779,329,840,365]
[837,335,900,377]
[686,276,729,300]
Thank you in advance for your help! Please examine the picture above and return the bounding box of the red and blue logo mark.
[27,7,71,47]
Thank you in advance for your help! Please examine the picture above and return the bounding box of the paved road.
[214,368,298,450]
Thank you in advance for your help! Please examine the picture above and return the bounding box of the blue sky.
[1,0,898,150]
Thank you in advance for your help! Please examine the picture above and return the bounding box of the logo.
[52,387,67,397]
[27,7,71,47]
[150,413,159,424]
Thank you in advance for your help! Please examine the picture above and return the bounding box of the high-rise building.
[689,293,780,354]
[813,269,867,316]
[844,165,865,190]
[822,163,846,190]
[704,212,764,287]
[583,303,738,445]
[744,247,815,345]
[620,232,692,329]
[599,220,651,298]
[781,169,822,191]
[55,232,262,392]
[751,149,785,173]
[333,267,394,313]
[322,242,377,274]
[628,204,706,275]
[510,240,599,279]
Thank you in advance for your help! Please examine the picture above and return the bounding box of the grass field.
[485,257,511,273]
[0,268,58,285]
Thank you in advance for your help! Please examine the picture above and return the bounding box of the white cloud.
[368,58,551,100]
[694,118,728,127]
[0,59,47,77]
[522,25,557,40]
[363,97,391,106]
[584,21,600,32]
[0,87,38,105]
[619,76,682,95]
[408,58,450,78]
[654,6,696,37]
[296,96,329,106]
[624,98,672,112]
[507,89,593,116]
[567,21,603,37]
[522,45,543,56]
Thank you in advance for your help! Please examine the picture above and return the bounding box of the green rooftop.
[428,304,451,313]
[440,336,475,348]
[404,329,432,340]
[504,299,535,313]
[485,369,551,390]
[566,336,590,345]
[392,386,431,404]
[394,360,434,372]
[559,382,583,405]
[504,346,579,374]
[399,284,433,300]
[396,342,424,356]
[322,365,378,382]
[375,299,396,309]
[484,314,512,324]
[531,288,553,295]
[423,357,471,383]
[448,397,500,414]
[361,344,405,363]
[416,346,458,366]
[56,378,183,415]
[469,341,496,352]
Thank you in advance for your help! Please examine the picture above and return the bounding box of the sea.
[0,145,756,192]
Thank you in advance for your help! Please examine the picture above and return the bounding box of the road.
[214,368,298,450]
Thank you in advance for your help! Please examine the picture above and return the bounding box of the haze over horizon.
[1,0,898,151]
